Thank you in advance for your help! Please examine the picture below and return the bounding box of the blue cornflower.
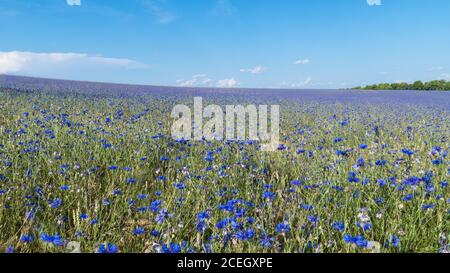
[422,204,434,211]
[263,191,276,201]
[402,194,414,201]
[290,180,302,186]
[41,233,64,246]
[59,185,70,191]
[150,230,160,237]
[375,159,387,166]
[204,154,215,162]
[133,227,145,235]
[401,148,414,157]
[80,213,88,220]
[355,235,368,248]
[343,234,356,244]
[49,198,63,209]
[340,120,349,126]
[260,236,274,248]
[137,194,148,199]
[156,209,169,223]
[215,218,229,229]
[169,243,182,253]
[356,157,365,167]
[390,235,400,248]
[344,234,368,248]
[235,228,255,241]
[175,182,185,189]
[332,221,345,232]
[197,211,210,221]
[377,179,387,187]
[231,219,243,230]
[112,189,122,195]
[432,159,443,165]
[5,246,14,253]
[161,242,182,253]
[98,243,118,253]
[157,175,167,182]
[300,204,314,211]
[308,215,319,224]
[234,208,246,218]
[52,234,64,246]
[277,144,286,150]
[44,234,65,247]
[102,143,112,149]
[41,233,53,243]
[20,234,34,243]
[403,176,420,186]
[359,144,368,149]
[126,178,136,184]
[150,200,162,212]
[276,222,290,234]
[196,221,207,232]
[336,149,350,156]
[356,222,373,231]
[348,172,360,183]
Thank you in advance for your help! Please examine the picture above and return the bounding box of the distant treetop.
[354,80,450,91]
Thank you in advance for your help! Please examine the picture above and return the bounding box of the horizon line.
[0,74,350,92]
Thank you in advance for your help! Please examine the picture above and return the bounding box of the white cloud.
[177,74,213,87]
[429,66,444,71]
[0,51,149,75]
[214,0,234,16]
[217,78,238,88]
[281,77,312,88]
[66,0,81,6]
[293,59,310,65]
[240,65,267,74]
[141,0,176,24]
[178,74,239,88]
[367,0,381,6]
[440,73,450,80]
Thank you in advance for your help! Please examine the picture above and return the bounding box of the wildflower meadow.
[0,76,449,253]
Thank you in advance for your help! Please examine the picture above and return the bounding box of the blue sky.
[1,0,450,88]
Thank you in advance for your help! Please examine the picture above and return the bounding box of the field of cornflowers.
[0,76,449,253]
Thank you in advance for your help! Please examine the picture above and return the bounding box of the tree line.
[354,80,450,91]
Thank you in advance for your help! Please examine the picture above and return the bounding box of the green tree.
[354,80,449,91]
[412,80,424,90]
